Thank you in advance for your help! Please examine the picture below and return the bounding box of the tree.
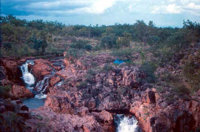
[29,32,48,54]
[133,20,148,42]
[101,34,117,49]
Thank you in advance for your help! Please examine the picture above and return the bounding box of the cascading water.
[20,60,35,90]
[115,114,141,132]
[20,60,50,108]
[34,71,55,99]
[20,59,64,109]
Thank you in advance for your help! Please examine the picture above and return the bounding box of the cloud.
[22,0,119,14]
[68,0,117,14]
[2,0,200,26]
[152,4,182,14]
[151,0,200,15]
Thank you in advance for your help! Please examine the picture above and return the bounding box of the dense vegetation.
[1,15,200,94]
[1,15,199,58]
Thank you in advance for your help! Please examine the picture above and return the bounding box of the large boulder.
[9,85,33,99]
[44,96,74,114]
[31,59,52,80]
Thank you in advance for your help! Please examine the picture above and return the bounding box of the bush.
[139,61,157,83]
[183,57,200,92]
[102,64,114,72]
[111,48,132,60]
[70,40,92,51]
[171,83,190,96]
[100,34,117,48]
[65,48,84,59]
[85,69,96,83]
[116,37,130,48]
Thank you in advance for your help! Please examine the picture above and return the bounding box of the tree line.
[0,15,200,58]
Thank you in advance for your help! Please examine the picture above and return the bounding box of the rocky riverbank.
[0,52,200,132]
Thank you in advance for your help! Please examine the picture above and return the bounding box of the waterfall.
[20,60,52,99]
[115,114,140,132]
[20,60,35,90]
[34,73,54,99]
[20,58,64,108]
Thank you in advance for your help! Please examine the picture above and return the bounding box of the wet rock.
[50,75,61,86]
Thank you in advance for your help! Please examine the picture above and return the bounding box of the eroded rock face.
[26,107,105,132]
[3,53,198,132]
[0,59,22,84]
[130,88,200,132]
[41,54,200,132]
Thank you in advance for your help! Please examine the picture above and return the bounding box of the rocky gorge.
[0,52,200,132]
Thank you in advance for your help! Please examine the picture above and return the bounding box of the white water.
[20,60,35,90]
[20,59,64,108]
[34,74,53,99]
[115,114,139,132]
[20,60,51,99]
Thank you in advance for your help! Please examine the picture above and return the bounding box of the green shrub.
[102,64,114,72]
[100,34,117,48]
[171,83,190,96]
[85,69,97,83]
[70,40,92,51]
[183,59,200,92]
[139,61,157,83]
[116,37,130,48]
[111,48,132,60]
[65,48,84,59]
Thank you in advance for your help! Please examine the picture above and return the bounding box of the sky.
[1,0,200,27]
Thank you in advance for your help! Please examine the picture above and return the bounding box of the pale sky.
[2,0,200,27]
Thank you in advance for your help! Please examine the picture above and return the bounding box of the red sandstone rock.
[0,59,22,83]
[9,85,33,99]
[31,59,51,80]
[44,96,74,114]
[2,53,197,132]
[83,125,90,132]
[50,75,61,86]
[26,107,103,132]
